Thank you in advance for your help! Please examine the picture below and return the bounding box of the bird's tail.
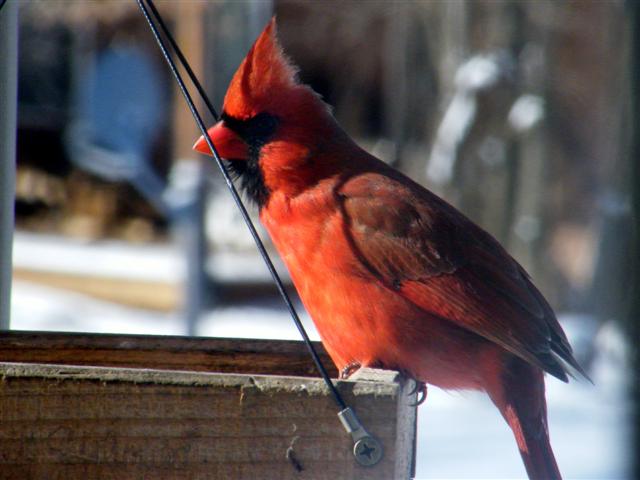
[487,356,562,480]
[501,397,562,480]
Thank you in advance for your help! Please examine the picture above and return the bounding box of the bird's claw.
[340,361,362,379]
[408,381,427,406]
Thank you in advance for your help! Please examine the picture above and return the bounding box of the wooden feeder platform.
[0,332,416,479]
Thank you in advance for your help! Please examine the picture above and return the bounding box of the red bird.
[194,19,587,479]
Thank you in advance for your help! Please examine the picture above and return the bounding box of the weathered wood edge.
[395,375,418,479]
[0,363,400,398]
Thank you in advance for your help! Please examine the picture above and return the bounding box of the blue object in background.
[68,46,169,213]
[67,45,208,335]
[83,47,164,163]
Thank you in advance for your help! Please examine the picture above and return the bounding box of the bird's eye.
[249,112,278,138]
[220,111,278,148]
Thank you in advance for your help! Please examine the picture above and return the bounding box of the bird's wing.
[339,171,583,381]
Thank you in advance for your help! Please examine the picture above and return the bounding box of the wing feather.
[339,171,584,381]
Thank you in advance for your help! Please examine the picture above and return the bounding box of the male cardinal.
[194,18,587,479]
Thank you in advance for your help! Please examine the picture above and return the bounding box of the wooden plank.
[13,268,180,311]
[0,331,338,378]
[0,362,416,479]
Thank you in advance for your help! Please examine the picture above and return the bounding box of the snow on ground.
[13,231,185,283]
[12,230,287,285]
[9,233,633,479]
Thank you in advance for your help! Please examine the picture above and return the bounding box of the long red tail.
[502,397,562,479]
[487,356,562,480]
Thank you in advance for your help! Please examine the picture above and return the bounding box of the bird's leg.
[408,381,428,406]
[399,369,427,406]
[340,361,362,379]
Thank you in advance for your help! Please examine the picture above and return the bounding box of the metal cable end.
[338,407,383,467]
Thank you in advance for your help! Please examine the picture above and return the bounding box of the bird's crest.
[223,17,299,119]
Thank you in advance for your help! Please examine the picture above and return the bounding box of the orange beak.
[192,121,248,160]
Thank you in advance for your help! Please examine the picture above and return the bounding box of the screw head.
[353,436,383,466]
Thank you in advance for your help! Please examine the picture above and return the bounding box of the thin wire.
[137,0,347,411]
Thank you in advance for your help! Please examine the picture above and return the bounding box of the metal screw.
[353,436,383,467]
[339,407,384,467]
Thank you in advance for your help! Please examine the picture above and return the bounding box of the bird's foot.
[340,362,362,379]
[408,380,427,406]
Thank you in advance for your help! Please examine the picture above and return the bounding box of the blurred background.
[3,0,637,478]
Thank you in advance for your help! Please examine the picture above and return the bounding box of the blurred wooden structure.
[0,332,416,479]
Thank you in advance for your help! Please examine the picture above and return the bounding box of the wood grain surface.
[0,333,416,479]
[0,331,338,377]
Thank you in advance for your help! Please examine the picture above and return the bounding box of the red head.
[193,17,345,205]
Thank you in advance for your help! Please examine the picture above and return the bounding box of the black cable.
[0,0,7,13]
[137,0,348,411]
